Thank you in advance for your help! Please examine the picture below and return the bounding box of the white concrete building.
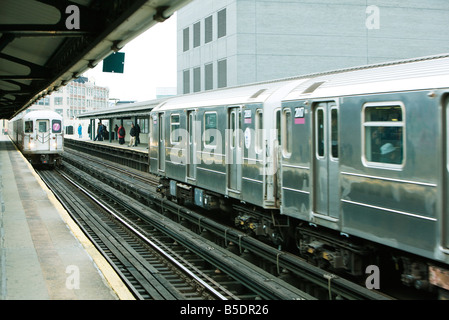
[177,0,449,94]
[28,76,109,136]
[31,77,109,119]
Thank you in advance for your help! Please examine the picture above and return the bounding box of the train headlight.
[29,142,35,149]
[53,142,57,148]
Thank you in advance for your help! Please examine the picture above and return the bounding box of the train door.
[275,109,282,202]
[313,102,339,218]
[228,106,242,192]
[158,113,165,172]
[36,119,50,150]
[187,110,196,180]
[445,98,449,249]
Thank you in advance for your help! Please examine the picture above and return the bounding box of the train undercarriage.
[158,177,449,299]
[25,153,62,167]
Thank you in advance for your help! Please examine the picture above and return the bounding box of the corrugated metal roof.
[0,0,192,120]
[78,98,166,119]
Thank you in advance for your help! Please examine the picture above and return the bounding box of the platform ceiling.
[0,0,191,120]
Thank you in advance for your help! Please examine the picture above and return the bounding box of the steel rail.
[56,169,230,300]
[60,161,312,300]
[62,142,390,300]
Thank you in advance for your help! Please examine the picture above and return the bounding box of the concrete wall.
[178,0,449,93]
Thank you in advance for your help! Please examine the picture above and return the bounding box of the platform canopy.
[0,0,191,120]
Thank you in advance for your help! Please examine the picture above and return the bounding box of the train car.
[150,55,449,296]
[279,56,449,291]
[8,110,64,167]
[150,79,307,212]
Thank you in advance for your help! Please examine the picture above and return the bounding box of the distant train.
[8,110,64,167]
[148,55,449,297]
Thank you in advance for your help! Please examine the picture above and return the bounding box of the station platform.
[67,135,148,154]
[0,134,134,300]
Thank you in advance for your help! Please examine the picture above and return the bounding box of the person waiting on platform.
[113,124,118,141]
[94,122,103,141]
[78,124,82,139]
[118,124,125,145]
[129,123,136,147]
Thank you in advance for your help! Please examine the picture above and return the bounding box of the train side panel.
[195,106,227,196]
[280,100,312,222]
[165,110,188,183]
[339,91,439,258]
[241,103,266,208]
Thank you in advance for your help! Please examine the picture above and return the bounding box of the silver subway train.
[149,55,449,295]
[8,110,64,167]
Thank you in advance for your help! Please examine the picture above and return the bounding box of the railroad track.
[37,166,310,300]
[62,143,390,300]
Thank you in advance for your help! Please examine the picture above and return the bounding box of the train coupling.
[156,184,164,194]
[40,154,49,164]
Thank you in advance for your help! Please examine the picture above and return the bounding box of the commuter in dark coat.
[118,125,125,145]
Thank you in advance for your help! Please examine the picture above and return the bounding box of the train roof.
[152,53,449,112]
[11,109,63,122]
[79,53,449,119]
[151,78,308,112]
[283,54,449,101]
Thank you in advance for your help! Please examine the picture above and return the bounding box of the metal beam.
[0,53,51,81]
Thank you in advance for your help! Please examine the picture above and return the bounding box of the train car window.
[331,108,338,158]
[363,104,404,166]
[255,110,263,154]
[316,109,325,157]
[137,118,149,134]
[38,122,47,133]
[282,109,292,157]
[52,120,62,133]
[275,109,281,144]
[170,114,181,143]
[230,112,236,148]
[238,111,242,149]
[204,112,217,147]
[25,121,33,133]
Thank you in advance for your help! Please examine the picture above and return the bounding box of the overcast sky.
[83,13,178,103]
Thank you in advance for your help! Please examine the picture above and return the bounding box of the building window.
[54,97,63,105]
[205,15,213,44]
[217,8,226,38]
[363,103,404,166]
[205,63,213,90]
[193,21,201,48]
[183,27,189,52]
[183,69,190,94]
[193,67,201,92]
[217,59,227,88]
